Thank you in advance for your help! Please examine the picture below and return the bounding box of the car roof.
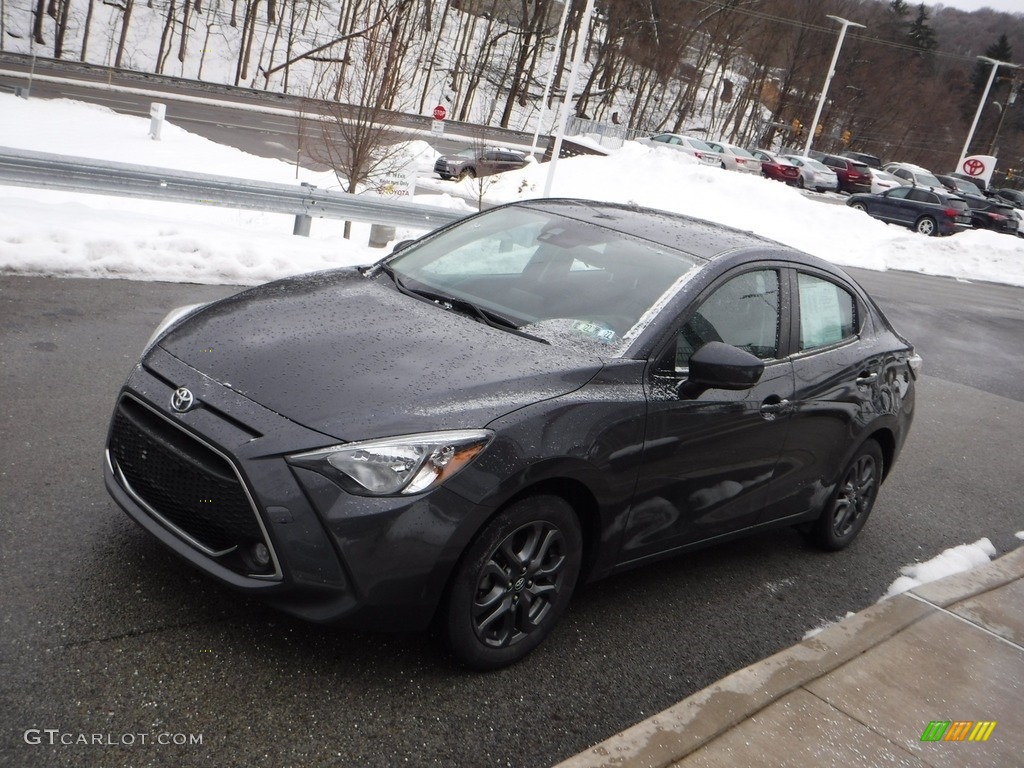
[512,198,818,264]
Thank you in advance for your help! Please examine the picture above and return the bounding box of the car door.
[757,269,879,524]
[620,267,795,563]
[872,186,912,223]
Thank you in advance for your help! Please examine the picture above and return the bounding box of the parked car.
[847,186,972,235]
[748,148,801,184]
[842,151,882,170]
[962,195,1020,236]
[950,172,987,193]
[869,169,907,195]
[990,188,1024,209]
[935,174,983,198]
[883,162,945,191]
[104,199,918,669]
[818,154,873,194]
[705,140,761,173]
[781,155,840,192]
[638,133,722,167]
[434,147,528,180]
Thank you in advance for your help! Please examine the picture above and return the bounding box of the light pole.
[530,0,572,158]
[960,56,1020,164]
[802,15,865,158]
[543,0,597,197]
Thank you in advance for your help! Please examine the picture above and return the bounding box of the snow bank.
[1,94,1022,286]
[881,538,998,599]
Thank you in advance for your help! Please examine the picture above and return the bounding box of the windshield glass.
[915,171,943,187]
[385,206,702,356]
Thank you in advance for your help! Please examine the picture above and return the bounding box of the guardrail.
[0,146,467,240]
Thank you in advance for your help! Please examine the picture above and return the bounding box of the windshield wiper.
[387,275,550,345]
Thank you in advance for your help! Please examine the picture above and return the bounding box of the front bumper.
[103,348,488,630]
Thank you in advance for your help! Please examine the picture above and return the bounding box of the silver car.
[638,133,722,167]
[782,155,840,192]
[706,141,761,174]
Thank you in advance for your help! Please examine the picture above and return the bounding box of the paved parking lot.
[1,270,1022,767]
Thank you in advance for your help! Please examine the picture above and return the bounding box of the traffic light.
[791,118,803,136]
[814,123,824,138]
[841,129,852,145]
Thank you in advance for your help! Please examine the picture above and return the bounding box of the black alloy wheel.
[444,495,581,669]
[810,440,884,551]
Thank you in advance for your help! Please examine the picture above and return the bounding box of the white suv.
[883,162,945,192]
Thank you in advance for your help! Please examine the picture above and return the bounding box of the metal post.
[960,57,1020,165]
[293,182,315,237]
[544,0,597,197]
[530,0,572,159]
[803,16,864,158]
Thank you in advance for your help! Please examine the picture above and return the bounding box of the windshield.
[384,205,702,356]
[915,171,943,187]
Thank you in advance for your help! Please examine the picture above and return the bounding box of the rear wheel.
[444,495,581,670]
[797,176,806,189]
[915,216,938,236]
[809,440,884,551]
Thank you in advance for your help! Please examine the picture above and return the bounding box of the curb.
[553,545,1024,768]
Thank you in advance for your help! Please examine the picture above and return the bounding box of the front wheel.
[915,216,938,236]
[459,167,477,180]
[850,201,867,212]
[444,495,582,669]
[809,440,884,551]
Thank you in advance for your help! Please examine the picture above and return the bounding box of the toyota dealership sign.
[958,154,997,186]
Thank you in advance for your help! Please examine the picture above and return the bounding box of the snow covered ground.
[0,93,1022,287]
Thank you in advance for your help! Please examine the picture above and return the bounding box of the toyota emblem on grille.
[171,387,195,413]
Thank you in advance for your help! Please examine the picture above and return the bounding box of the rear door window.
[798,274,857,351]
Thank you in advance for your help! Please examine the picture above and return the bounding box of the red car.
[819,154,872,194]
[748,149,800,185]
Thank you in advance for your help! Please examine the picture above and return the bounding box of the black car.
[433,147,528,180]
[846,186,972,235]
[104,200,919,669]
[990,188,1024,209]
[962,195,1020,236]
[841,151,882,170]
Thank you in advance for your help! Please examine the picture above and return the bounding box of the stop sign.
[432,105,447,121]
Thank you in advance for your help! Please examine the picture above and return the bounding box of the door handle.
[856,372,878,386]
[759,399,790,420]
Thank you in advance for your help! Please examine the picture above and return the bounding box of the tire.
[459,167,477,180]
[438,173,452,180]
[850,202,867,212]
[797,176,806,189]
[809,440,884,551]
[444,495,582,670]
[915,216,938,236]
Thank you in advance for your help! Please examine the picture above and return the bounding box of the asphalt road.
[1,269,1022,768]
[0,55,537,168]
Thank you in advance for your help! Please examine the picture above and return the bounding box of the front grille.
[109,396,277,577]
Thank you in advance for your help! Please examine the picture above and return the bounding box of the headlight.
[288,430,493,496]
[142,303,208,356]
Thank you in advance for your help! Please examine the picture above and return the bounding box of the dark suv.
[434,147,528,180]
[820,154,872,194]
[847,186,972,235]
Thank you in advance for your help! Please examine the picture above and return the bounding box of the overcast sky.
[933,0,1023,14]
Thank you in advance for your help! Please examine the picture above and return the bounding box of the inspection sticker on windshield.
[572,320,617,343]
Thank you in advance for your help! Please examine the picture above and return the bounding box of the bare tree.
[307,23,412,238]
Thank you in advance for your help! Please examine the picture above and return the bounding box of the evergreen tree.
[971,34,1013,95]
[907,4,937,55]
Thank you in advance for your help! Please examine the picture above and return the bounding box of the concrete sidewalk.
[555,546,1024,768]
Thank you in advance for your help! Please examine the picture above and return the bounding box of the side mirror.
[678,341,765,399]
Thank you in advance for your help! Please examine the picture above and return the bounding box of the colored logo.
[920,721,996,742]
[963,158,985,177]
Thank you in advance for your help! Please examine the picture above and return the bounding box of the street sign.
[431,120,445,137]
[432,105,447,121]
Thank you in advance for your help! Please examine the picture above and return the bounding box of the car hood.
[157,269,603,440]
